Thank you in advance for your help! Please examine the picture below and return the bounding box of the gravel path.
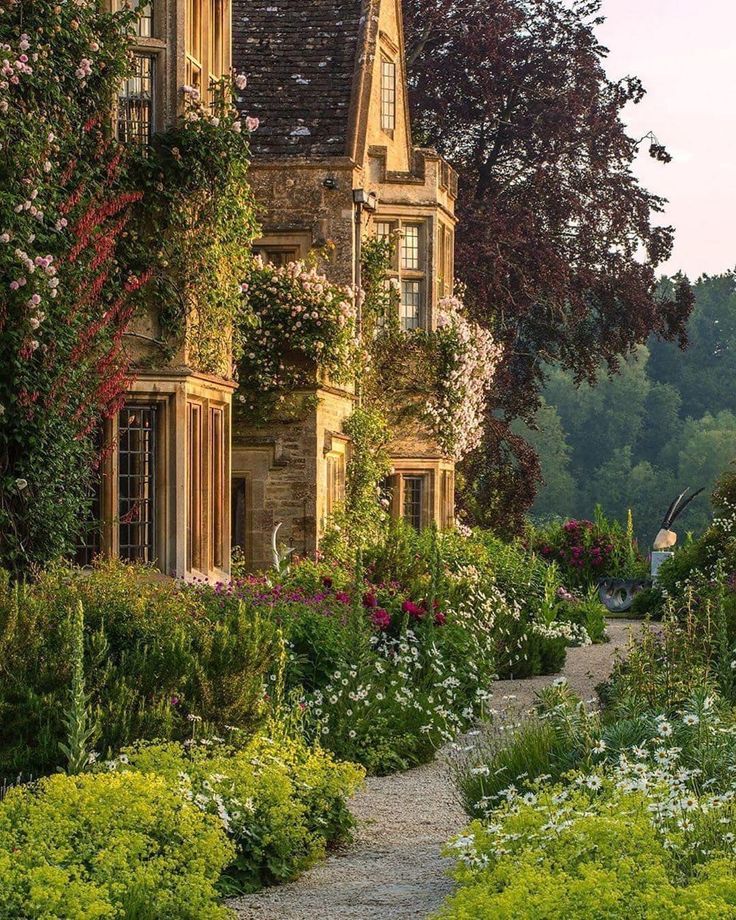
[229,618,642,920]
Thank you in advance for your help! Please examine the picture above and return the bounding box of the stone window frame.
[324,444,347,520]
[113,0,166,142]
[380,55,396,135]
[187,400,203,571]
[254,231,313,267]
[185,397,228,577]
[440,468,455,530]
[186,0,204,91]
[96,393,171,568]
[384,469,434,531]
[374,218,428,330]
[437,221,455,300]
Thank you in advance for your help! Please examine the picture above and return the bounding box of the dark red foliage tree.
[404,0,694,532]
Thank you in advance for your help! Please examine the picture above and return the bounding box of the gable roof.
[233,0,371,158]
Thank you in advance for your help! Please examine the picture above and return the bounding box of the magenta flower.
[371,608,391,630]
[401,599,425,620]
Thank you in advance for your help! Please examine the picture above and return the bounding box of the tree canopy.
[404,0,694,531]
[523,273,736,545]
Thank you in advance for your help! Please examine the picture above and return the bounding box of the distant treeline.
[520,272,736,547]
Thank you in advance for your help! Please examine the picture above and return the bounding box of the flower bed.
[442,498,736,920]
[530,509,648,590]
[223,524,601,773]
[444,681,736,918]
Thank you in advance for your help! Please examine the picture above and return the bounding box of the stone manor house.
[84,0,458,579]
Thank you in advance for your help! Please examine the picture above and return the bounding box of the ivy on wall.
[0,4,261,572]
[128,77,259,379]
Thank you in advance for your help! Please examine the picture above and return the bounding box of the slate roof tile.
[233,0,367,157]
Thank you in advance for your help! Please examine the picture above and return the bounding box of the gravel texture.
[229,618,642,920]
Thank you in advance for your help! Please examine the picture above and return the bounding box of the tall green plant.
[58,603,97,775]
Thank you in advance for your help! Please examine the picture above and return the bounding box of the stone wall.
[232,384,354,572]
[248,160,359,285]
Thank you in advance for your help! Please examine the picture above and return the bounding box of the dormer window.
[380,57,396,133]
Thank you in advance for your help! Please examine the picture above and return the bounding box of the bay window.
[375,219,427,330]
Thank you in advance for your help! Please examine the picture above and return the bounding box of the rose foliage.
[0,0,147,571]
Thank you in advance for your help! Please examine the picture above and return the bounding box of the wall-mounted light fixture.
[323,176,338,190]
[352,188,378,212]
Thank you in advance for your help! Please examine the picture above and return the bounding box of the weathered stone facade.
[232,0,458,568]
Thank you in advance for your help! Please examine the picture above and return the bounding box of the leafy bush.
[0,771,233,919]
[365,523,593,677]
[0,562,280,778]
[107,733,363,894]
[556,587,607,643]
[439,785,736,919]
[531,508,648,590]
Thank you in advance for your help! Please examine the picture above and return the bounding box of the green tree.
[512,402,577,519]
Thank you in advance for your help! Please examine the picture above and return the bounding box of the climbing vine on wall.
[360,238,501,462]
[0,0,149,571]
[128,76,259,378]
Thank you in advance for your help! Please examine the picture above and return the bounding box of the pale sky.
[597,0,736,279]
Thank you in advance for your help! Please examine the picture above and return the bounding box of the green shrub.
[629,585,663,618]
[557,588,607,643]
[441,765,736,920]
[108,733,364,894]
[602,611,719,716]
[0,561,280,778]
[0,771,233,919]
[530,508,648,590]
[439,804,736,919]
